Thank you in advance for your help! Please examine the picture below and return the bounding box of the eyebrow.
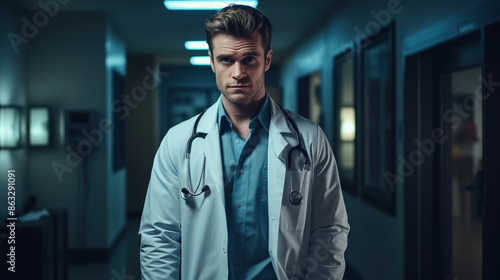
[215,51,260,61]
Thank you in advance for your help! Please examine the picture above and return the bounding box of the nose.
[231,62,246,80]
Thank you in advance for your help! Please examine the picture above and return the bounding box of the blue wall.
[279,0,488,279]
[1,6,128,251]
[106,20,128,248]
[0,2,28,222]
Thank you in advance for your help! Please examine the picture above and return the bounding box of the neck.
[221,93,266,140]
[222,95,265,124]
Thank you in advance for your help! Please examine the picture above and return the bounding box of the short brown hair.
[205,4,272,54]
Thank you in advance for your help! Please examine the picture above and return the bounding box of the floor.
[68,218,142,280]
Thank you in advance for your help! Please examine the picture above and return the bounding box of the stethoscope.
[181,106,308,206]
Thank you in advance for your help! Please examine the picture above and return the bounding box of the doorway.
[445,66,483,280]
[404,21,500,280]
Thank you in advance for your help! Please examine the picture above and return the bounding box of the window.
[359,23,395,214]
[334,50,356,194]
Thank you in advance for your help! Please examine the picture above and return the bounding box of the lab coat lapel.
[268,99,295,259]
[198,99,225,206]
[193,97,294,266]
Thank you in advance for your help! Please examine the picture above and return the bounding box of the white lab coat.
[139,96,349,280]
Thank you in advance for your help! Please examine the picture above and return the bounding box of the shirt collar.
[218,93,271,133]
[252,93,271,132]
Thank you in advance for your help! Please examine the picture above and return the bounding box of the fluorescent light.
[185,41,209,50]
[190,56,211,65]
[164,1,258,10]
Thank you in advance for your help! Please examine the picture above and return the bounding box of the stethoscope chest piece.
[289,191,302,205]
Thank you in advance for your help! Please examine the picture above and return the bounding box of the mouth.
[229,85,250,89]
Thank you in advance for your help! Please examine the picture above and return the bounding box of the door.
[404,21,500,280]
[444,66,484,280]
[436,39,482,279]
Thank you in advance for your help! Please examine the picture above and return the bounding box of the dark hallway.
[1,0,499,279]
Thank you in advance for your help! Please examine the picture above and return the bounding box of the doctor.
[139,4,349,280]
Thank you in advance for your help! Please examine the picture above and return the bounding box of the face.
[209,31,272,107]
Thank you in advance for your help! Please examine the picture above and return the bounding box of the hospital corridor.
[1,0,499,279]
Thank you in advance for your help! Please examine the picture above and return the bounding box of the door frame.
[403,3,500,279]
[482,18,500,280]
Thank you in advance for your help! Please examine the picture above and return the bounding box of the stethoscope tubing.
[182,105,308,205]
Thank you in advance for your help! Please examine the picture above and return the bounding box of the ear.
[209,50,215,73]
[264,49,273,72]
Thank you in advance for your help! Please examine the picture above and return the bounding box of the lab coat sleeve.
[139,131,182,279]
[305,125,350,280]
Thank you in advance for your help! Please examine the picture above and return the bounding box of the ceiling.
[11,0,342,64]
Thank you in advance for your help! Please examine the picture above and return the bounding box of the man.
[139,4,349,280]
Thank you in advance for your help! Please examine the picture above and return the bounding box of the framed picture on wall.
[28,106,51,147]
[167,88,220,130]
[297,70,322,126]
[358,22,396,215]
[0,105,22,149]
[333,48,357,195]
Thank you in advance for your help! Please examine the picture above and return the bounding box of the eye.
[244,56,256,62]
[220,57,233,64]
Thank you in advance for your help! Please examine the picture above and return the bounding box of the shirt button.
[237,203,242,208]
[222,246,227,253]
[239,169,244,174]
[235,139,240,144]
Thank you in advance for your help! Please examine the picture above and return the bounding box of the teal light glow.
[190,56,211,66]
[185,41,209,50]
[164,1,258,10]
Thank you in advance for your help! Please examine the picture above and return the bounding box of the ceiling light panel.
[190,56,211,65]
[185,41,209,50]
[164,1,258,10]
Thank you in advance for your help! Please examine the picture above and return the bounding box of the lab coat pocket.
[280,201,307,230]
